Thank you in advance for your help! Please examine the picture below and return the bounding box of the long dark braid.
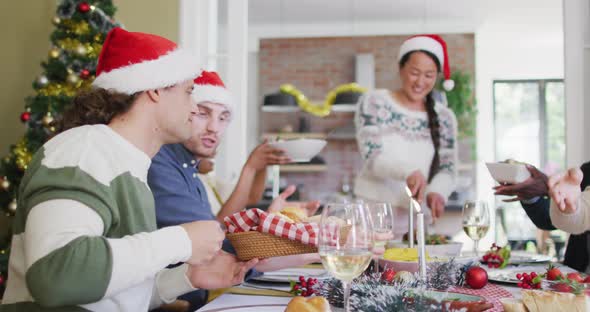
[399,50,441,182]
[425,92,440,182]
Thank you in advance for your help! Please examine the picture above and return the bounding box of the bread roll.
[285,296,331,312]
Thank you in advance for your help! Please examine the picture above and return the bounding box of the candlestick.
[272,165,280,199]
[417,212,427,280]
[408,201,414,248]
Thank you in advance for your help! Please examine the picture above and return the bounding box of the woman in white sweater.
[354,35,458,235]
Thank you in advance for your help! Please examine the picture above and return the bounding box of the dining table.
[196,252,576,312]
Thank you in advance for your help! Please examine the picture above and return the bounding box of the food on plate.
[501,158,526,165]
[284,296,331,312]
[402,232,449,245]
[383,247,431,262]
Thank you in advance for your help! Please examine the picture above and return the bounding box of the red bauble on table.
[77,2,91,13]
[465,266,488,289]
[20,111,31,122]
[381,268,397,283]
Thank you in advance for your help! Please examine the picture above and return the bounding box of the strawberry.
[583,276,590,283]
[551,282,573,293]
[381,268,397,283]
[567,272,584,283]
[546,265,563,281]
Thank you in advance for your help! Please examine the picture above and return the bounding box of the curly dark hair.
[399,50,441,183]
[56,88,139,133]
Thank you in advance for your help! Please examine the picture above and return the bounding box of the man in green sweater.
[1,28,257,312]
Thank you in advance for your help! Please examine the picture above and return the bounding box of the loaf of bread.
[279,207,308,223]
[520,289,589,312]
[284,296,331,312]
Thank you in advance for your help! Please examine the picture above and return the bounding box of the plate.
[251,267,330,283]
[508,251,552,264]
[200,304,288,312]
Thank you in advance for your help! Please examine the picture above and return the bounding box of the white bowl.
[270,139,327,162]
[486,162,531,184]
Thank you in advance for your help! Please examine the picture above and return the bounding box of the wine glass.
[319,202,373,312]
[462,201,490,257]
[367,202,394,272]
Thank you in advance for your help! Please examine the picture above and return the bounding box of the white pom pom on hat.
[398,34,454,91]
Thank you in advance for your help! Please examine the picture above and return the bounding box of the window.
[493,80,565,242]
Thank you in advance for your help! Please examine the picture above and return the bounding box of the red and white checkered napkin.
[224,208,319,247]
[449,284,513,312]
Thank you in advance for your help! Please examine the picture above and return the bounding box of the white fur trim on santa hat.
[192,85,233,111]
[92,48,201,94]
[398,36,444,68]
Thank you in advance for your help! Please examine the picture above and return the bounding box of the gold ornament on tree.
[49,47,61,59]
[1,177,9,191]
[42,112,55,127]
[67,73,81,86]
[8,199,17,214]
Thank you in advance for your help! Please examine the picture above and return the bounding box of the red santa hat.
[92,27,201,94]
[192,71,233,111]
[397,34,454,91]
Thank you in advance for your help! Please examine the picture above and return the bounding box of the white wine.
[320,250,372,282]
[463,224,489,240]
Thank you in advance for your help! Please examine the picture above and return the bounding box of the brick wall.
[259,34,475,201]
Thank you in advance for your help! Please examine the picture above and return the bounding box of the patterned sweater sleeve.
[425,106,458,199]
[355,91,413,180]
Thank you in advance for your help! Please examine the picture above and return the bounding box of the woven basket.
[227,231,318,261]
[227,226,352,261]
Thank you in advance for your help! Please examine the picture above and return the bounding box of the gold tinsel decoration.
[13,139,32,171]
[56,38,101,58]
[61,20,91,35]
[324,83,367,107]
[279,83,367,117]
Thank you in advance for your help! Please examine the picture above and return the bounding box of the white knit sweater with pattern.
[354,89,458,231]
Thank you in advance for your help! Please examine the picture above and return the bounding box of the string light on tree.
[1,177,9,191]
[75,44,87,56]
[8,199,17,214]
[52,16,61,26]
[36,75,49,88]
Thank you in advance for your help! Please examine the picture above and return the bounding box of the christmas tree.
[0,0,119,296]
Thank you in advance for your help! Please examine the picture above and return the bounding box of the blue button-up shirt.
[148,143,216,228]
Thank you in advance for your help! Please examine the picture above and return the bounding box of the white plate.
[487,268,541,284]
[509,251,552,264]
[251,267,330,283]
[200,304,288,312]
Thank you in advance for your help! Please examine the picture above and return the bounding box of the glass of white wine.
[367,202,394,272]
[462,200,490,257]
[319,202,373,312]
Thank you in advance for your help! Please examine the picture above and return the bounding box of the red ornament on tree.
[79,69,91,79]
[0,274,4,286]
[20,111,31,123]
[465,266,488,289]
[78,2,91,13]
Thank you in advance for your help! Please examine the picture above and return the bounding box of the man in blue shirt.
[148,71,320,310]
